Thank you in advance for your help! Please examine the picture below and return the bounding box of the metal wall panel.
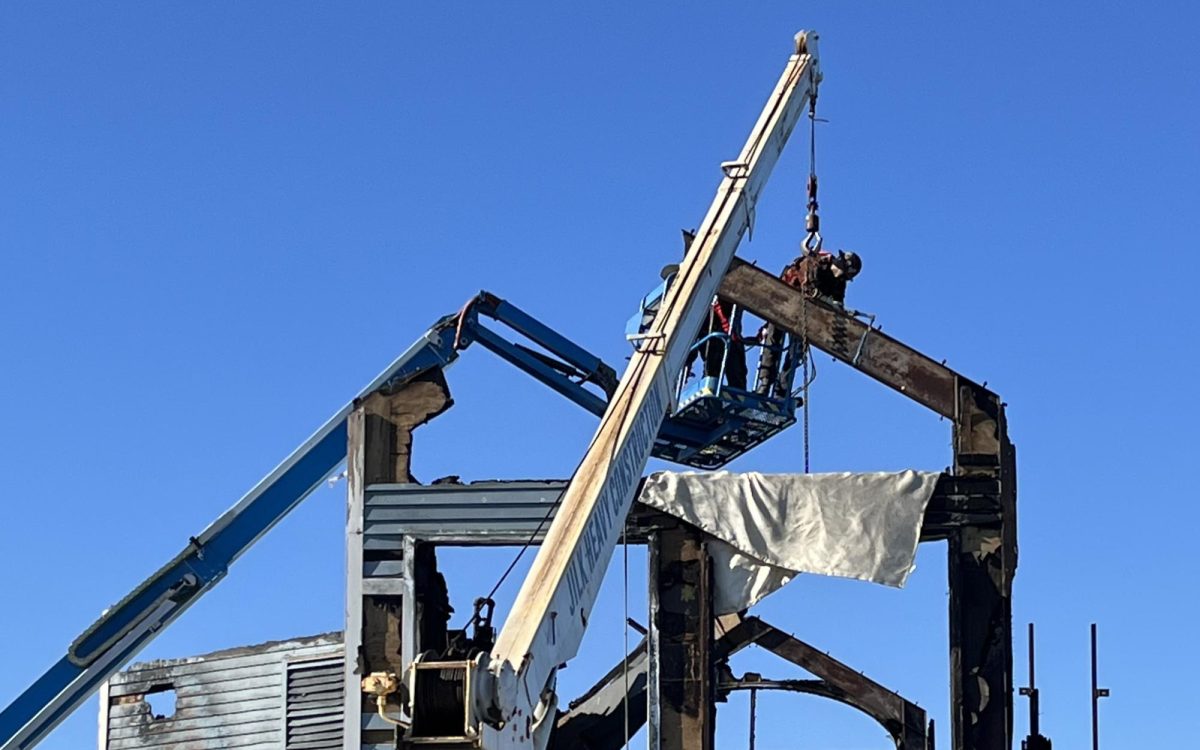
[99,634,342,750]
[363,481,568,547]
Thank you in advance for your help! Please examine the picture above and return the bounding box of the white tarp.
[638,470,940,614]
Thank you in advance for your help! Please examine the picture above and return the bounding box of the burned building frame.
[99,258,1013,750]
[338,259,1015,750]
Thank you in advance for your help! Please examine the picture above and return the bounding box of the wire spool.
[409,664,468,738]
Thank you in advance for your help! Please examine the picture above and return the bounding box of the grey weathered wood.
[107,727,279,749]
[107,709,283,737]
[107,673,281,699]
[114,648,320,683]
[102,635,339,750]
[108,696,280,721]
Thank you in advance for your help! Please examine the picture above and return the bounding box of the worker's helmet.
[838,251,862,279]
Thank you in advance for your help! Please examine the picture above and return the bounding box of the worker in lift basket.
[689,295,749,390]
[754,248,862,397]
[672,229,750,391]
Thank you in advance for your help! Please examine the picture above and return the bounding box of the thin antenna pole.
[1090,623,1109,750]
[1028,622,1036,688]
[1020,622,1051,749]
[1027,619,1036,739]
[1019,623,1057,750]
[1091,624,1099,750]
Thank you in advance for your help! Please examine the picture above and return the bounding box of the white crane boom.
[467,30,822,749]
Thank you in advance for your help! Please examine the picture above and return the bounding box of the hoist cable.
[800,89,819,474]
[459,500,557,630]
[802,305,810,474]
[621,522,631,748]
[809,91,818,180]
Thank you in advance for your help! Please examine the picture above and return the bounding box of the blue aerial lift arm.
[0,293,615,750]
[456,292,616,417]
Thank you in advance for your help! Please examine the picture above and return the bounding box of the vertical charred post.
[344,371,453,750]
[949,380,1016,750]
[650,526,714,750]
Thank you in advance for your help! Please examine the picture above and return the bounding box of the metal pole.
[1090,623,1109,750]
[1022,619,1041,748]
[1019,622,1045,750]
[748,687,757,750]
[1091,624,1098,750]
[1028,622,1038,736]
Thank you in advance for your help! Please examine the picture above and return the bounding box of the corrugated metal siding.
[363,481,568,548]
[101,634,342,750]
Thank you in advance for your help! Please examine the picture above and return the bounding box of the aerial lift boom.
[456,31,822,750]
[0,295,623,750]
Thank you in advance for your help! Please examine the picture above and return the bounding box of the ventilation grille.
[285,657,344,750]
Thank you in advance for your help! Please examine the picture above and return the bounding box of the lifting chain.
[802,91,823,256]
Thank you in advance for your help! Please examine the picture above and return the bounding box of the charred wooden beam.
[720,259,1015,750]
[650,527,714,750]
[719,258,999,419]
[553,614,775,750]
[716,617,928,749]
[948,400,1016,750]
[552,639,649,750]
[923,475,1002,540]
[344,370,453,750]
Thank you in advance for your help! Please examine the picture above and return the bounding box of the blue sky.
[2,2,1198,748]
